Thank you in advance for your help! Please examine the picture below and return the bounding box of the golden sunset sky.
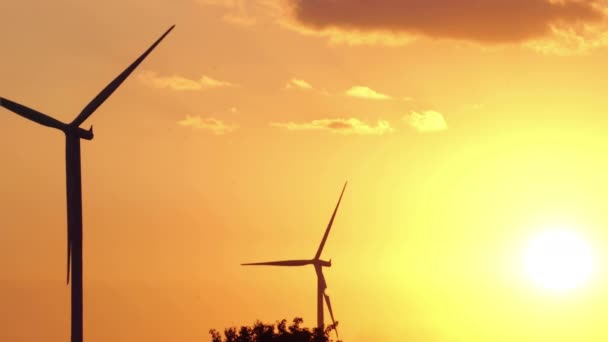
[4,1,608,341]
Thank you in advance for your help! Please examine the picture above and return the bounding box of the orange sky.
[4,1,608,341]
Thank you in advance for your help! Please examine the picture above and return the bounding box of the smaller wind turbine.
[242,182,347,338]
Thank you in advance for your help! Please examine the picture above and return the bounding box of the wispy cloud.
[345,86,392,100]
[285,78,314,90]
[271,118,393,135]
[524,21,608,55]
[278,18,416,47]
[285,80,408,100]
[139,71,235,91]
[223,14,257,26]
[178,115,238,135]
[197,0,256,26]
[405,111,448,132]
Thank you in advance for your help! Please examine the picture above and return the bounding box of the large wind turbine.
[242,182,347,337]
[0,25,174,342]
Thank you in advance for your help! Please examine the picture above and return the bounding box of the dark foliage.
[210,317,341,342]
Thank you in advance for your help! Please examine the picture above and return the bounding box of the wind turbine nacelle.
[78,126,94,140]
[320,259,331,267]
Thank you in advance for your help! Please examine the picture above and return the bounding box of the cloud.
[279,17,416,46]
[197,0,261,26]
[524,19,608,55]
[285,78,332,96]
[405,111,448,132]
[282,0,608,53]
[285,78,313,90]
[178,115,238,135]
[139,71,235,91]
[271,118,393,135]
[345,86,391,100]
[223,14,257,26]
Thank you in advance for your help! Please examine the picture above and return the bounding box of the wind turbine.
[0,25,174,342]
[242,182,347,338]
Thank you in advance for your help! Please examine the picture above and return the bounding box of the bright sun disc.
[523,228,594,293]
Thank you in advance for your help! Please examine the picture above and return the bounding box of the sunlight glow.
[523,228,595,294]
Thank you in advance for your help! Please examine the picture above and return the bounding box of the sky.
[4,0,608,341]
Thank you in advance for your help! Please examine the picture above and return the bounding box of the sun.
[523,228,595,293]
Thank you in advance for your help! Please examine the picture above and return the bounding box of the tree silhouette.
[209,317,341,342]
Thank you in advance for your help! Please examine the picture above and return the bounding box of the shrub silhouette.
[210,317,341,342]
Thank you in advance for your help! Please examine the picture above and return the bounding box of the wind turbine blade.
[314,181,347,260]
[241,260,313,267]
[0,97,66,131]
[71,25,175,127]
[324,293,338,338]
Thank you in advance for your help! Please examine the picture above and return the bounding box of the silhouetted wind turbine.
[0,25,174,342]
[242,182,347,338]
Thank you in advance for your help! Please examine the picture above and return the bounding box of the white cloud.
[271,118,393,135]
[345,86,392,100]
[139,71,235,91]
[178,115,238,135]
[405,111,448,132]
[285,78,314,90]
